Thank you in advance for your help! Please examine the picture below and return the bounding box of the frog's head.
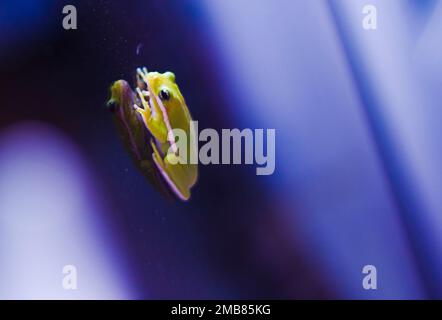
[136,69,191,131]
[107,80,143,150]
[107,80,133,115]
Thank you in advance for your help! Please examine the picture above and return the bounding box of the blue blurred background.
[1,0,441,299]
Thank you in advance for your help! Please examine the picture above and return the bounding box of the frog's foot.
[136,67,149,84]
[134,87,152,121]
[135,87,150,111]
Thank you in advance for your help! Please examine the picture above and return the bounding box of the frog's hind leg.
[150,141,190,201]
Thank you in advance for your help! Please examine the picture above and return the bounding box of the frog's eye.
[107,100,117,113]
[159,89,171,101]
[164,72,175,82]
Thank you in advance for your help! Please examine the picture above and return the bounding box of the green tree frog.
[133,67,198,201]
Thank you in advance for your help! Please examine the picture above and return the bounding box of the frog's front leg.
[134,88,168,143]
